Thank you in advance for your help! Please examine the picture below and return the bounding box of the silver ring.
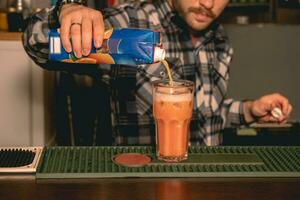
[71,22,81,26]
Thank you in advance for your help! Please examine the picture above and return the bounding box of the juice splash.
[161,60,173,86]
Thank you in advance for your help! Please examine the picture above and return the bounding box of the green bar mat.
[36,146,300,178]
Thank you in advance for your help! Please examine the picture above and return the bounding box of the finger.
[60,17,72,53]
[278,104,293,123]
[269,115,280,123]
[278,115,287,123]
[281,99,290,116]
[92,12,104,48]
[81,17,93,56]
[268,94,287,117]
[273,93,288,113]
[259,115,278,123]
[284,104,293,118]
[70,23,82,58]
[279,119,288,124]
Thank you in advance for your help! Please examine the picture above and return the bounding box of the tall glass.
[152,79,194,162]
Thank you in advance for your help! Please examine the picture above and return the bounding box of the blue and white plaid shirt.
[23,0,247,146]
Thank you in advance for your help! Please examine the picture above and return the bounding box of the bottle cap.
[153,47,166,62]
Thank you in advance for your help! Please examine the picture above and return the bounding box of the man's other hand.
[244,93,292,124]
[59,3,104,58]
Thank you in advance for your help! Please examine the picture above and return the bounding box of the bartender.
[22,0,292,146]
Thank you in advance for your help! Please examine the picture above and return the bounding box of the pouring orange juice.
[153,61,194,162]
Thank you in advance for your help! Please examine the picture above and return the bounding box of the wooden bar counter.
[0,176,299,200]
[0,31,22,41]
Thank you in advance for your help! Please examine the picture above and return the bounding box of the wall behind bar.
[31,0,50,8]
[225,24,300,120]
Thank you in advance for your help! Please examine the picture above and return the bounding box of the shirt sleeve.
[22,7,53,68]
[103,5,130,28]
[212,34,247,128]
[221,99,248,128]
[198,24,248,132]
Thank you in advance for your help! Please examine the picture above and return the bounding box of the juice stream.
[161,60,173,86]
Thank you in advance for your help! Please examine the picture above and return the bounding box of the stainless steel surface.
[0,147,43,173]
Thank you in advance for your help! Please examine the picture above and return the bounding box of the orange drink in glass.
[152,80,194,162]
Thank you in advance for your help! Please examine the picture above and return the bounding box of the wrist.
[243,100,257,124]
[60,3,83,12]
[57,0,87,8]
[56,0,87,16]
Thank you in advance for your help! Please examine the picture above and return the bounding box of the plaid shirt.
[23,0,247,146]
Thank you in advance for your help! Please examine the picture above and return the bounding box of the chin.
[186,16,211,31]
[189,21,210,31]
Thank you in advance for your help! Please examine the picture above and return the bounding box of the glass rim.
[151,79,194,88]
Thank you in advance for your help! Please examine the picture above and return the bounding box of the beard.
[171,0,216,31]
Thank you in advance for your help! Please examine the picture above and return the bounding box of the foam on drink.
[155,91,192,102]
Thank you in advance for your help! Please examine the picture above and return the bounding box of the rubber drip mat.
[36,146,300,178]
[0,147,43,173]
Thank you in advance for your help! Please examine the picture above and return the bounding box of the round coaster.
[112,153,151,167]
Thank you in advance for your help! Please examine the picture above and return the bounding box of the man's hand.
[244,93,292,124]
[59,3,104,58]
